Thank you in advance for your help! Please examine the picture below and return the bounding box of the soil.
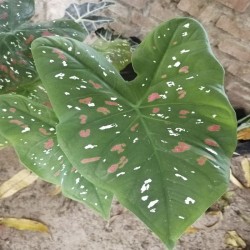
[1,149,250,250]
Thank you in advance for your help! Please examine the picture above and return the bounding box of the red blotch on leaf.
[89,80,102,89]
[0,12,8,20]
[108,164,119,173]
[25,35,35,45]
[97,107,110,115]
[178,90,186,99]
[79,129,90,138]
[79,115,87,124]
[179,66,189,73]
[105,101,119,106]
[204,138,219,147]
[10,120,23,126]
[197,156,207,166]
[44,139,54,150]
[52,48,67,60]
[148,93,161,102]
[81,157,100,164]
[111,143,126,154]
[152,107,160,113]
[79,97,92,105]
[208,125,221,132]
[179,110,189,115]
[42,30,55,36]
[9,108,16,113]
[0,65,8,73]
[130,123,139,132]
[172,142,191,153]
[39,128,51,136]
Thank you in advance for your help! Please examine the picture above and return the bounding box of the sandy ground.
[1,148,250,250]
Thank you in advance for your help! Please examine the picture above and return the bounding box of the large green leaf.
[0,95,112,218]
[0,0,86,93]
[32,18,237,248]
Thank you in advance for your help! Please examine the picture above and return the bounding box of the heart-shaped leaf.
[0,95,112,218]
[64,1,114,33]
[32,18,237,248]
[0,0,86,93]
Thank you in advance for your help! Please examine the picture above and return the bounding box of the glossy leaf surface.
[0,95,112,218]
[32,18,237,248]
[0,0,86,93]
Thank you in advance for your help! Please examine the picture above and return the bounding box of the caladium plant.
[28,17,237,248]
[0,15,236,249]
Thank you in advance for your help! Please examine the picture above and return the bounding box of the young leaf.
[92,38,131,71]
[64,1,114,33]
[31,18,237,248]
[0,0,86,93]
[0,95,112,218]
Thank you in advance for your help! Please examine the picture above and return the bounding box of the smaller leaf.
[49,185,61,196]
[92,38,132,71]
[0,169,38,199]
[64,1,114,33]
[0,217,49,233]
[225,231,246,248]
[241,158,250,187]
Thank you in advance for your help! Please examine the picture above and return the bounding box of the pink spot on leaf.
[204,138,219,147]
[89,80,102,89]
[79,115,87,124]
[108,164,119,173]
[107,156,128,174]
[179,110,189,115]
[79,97,92,105]
[44,139,54,150]
[152,107,160,113]
[42,30,55,36]
[81,157,100,164]
[105,101,119,106]
[111,143,126,154]
[197,156,207,166]
[179,66,189,73]
[25,35,35,45]
[79,129,90,138]
[148,93,161,102]
[130,123,139,132]
[9,108,16,113]
[39,128,51,136]
[10,120,23,126]
[172,142,191,153]
[53,48,67,60]
[208,125,221,132]
[97,107,110,115]
[0,12,8,20]
[178,90,186,99]
[0,65,8,73]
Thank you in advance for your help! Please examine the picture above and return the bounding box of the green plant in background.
[0,0,237,249]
